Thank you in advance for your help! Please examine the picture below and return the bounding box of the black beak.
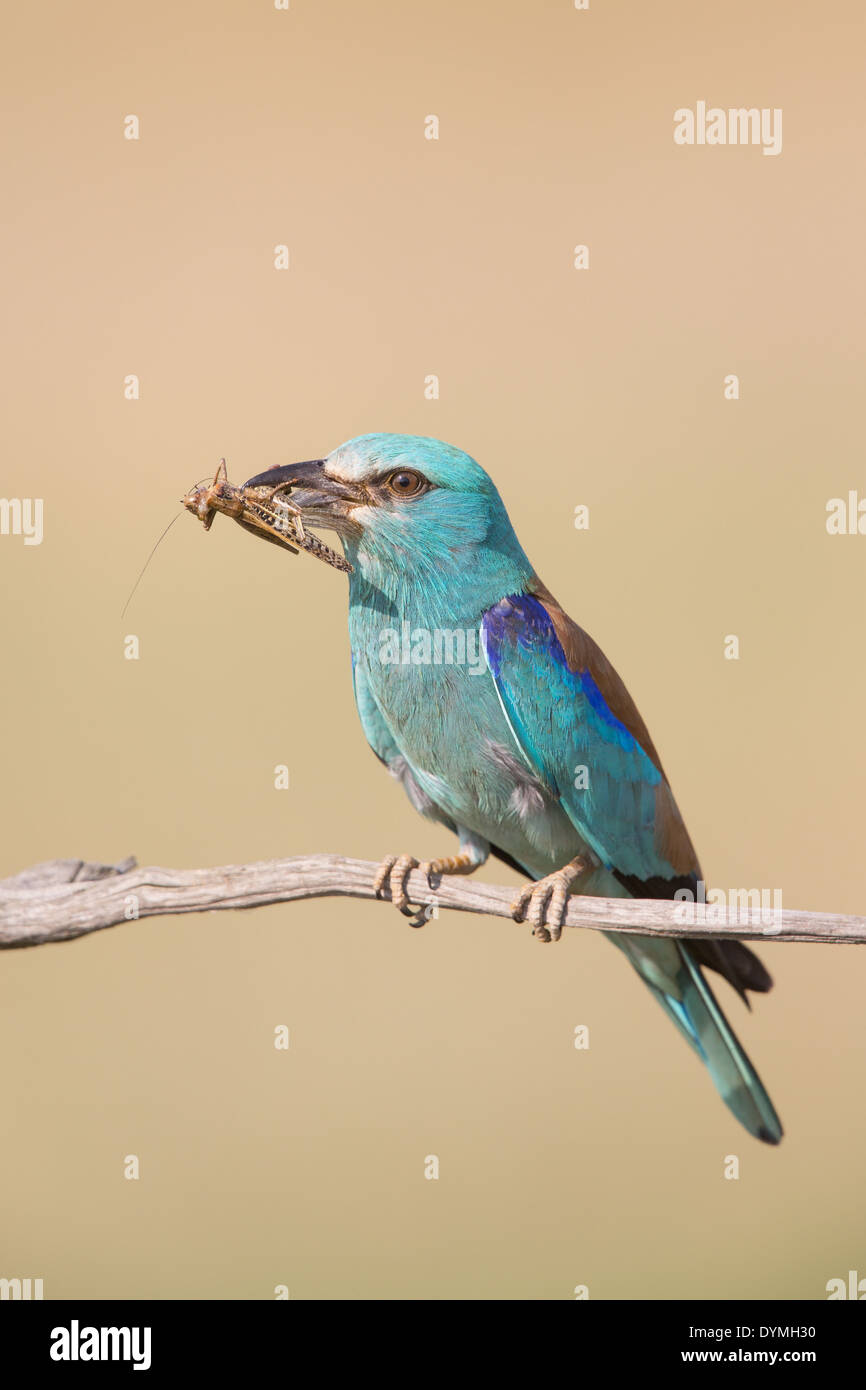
[242,458,363,514]
[243,459,327,490]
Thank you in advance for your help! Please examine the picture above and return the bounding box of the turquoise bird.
[244,433,782,1144]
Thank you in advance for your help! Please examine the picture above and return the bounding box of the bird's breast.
[351,612,587,876]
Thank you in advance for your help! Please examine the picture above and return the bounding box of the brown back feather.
[528,577,701,878]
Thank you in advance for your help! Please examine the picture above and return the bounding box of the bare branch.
[0,854,862,949]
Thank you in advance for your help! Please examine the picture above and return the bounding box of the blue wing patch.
[482,594,679,881]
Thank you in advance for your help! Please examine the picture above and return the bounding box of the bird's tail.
[611,933,783,1144]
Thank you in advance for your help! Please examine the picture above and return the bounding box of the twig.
[0,855,862,949]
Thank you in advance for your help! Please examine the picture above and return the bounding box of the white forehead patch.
[325,443,385,483]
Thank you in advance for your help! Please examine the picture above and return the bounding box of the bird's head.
[243,433,533,602]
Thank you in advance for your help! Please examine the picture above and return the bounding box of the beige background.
[1,0,864,1299]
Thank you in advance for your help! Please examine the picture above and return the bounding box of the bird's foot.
[373,853,421,917]
[511,856,591,942]
[373,850,481,928]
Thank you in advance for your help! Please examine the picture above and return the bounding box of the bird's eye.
[384,468,426,498]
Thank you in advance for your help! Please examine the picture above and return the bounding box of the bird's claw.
[374,848,482,929]
[419,861,442,891]
[511,860,587,942]
[511,877,566,942]
[373,853,428,926]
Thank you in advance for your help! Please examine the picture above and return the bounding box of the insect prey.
[181,460,353,573]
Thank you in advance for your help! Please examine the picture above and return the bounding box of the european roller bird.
[244,433,782,1144]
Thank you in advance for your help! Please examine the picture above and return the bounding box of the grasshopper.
[182,460,353,573]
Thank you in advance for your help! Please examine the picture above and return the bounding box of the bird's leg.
[512,855,593,943]
[373,835,489,928]
[418,850,483,889]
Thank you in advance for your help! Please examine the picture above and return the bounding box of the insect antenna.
[120,512,183,622]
